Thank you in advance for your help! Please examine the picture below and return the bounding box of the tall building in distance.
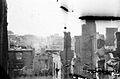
[106,28,118,46]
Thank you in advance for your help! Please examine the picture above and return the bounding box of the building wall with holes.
[52,53,62,79]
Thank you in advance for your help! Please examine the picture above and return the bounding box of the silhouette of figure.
[56,68,59,78]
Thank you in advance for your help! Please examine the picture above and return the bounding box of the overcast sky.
[7,0,120,37]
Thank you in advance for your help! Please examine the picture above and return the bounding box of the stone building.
[63,32,73,79]
[75,20,96,78]
[73,36,83,75]
[82,20,96,68]
[33,51,53,76]
[8,49,35,77]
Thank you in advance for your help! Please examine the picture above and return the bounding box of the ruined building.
[63,31,73,79]
[106,28,118,46]
[74,36,82,58]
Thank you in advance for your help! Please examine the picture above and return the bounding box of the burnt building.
[74,36,82,58]
[63,32,73,79]
[82,20,96,68]
[33,51,53,76]
[8,49,34,77]
[80,20,97,78]
[79,16,120,79]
